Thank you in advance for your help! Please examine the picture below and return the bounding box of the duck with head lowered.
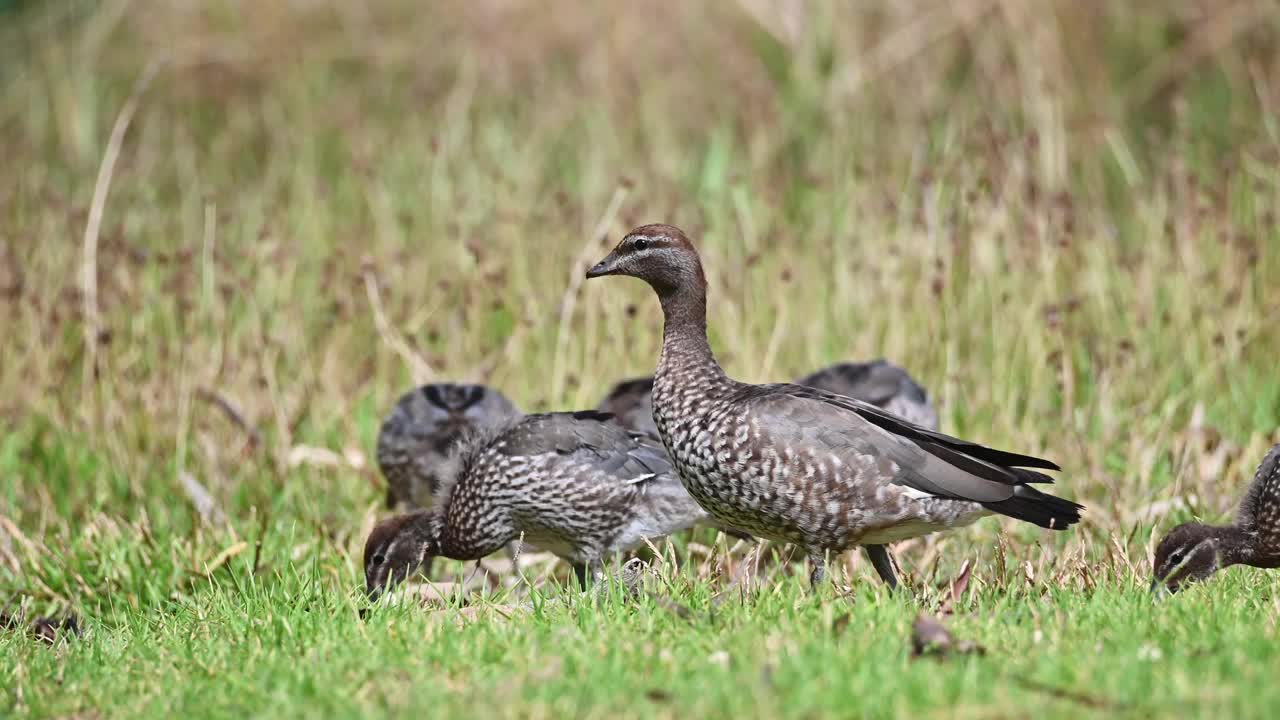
[1152,442,1280,593]
[365,410,739,599]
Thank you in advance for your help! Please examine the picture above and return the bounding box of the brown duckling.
[1153,443,1280,592]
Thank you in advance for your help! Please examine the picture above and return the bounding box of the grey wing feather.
[494,411,615,455]
[738,384,1054,504]
[622,439,676,477]
[497,411,673,485]
[776,383,1059,470]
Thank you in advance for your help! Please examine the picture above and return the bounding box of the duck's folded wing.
[759,383,1058,468]
[496,411,672,485]
[738,384,1067,507]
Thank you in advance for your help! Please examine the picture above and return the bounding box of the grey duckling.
[595,377,657,436]
[377,383,520,510]
[585,224,1083,588]
[797,360,939,432]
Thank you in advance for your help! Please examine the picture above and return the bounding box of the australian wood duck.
[364,410,719,598]
[585,224,1083,587]
[1152,443,1280,592]
[377,383,520,510]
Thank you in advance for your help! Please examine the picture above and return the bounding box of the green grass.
[3,1,1280,717]
[7,559,1280,718]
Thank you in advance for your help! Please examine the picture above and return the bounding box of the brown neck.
[656,280,725,383]
[433,510,510,561]
[1215,525,1255,567]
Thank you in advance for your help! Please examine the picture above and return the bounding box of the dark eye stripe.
[459,385,485,411]
[422,384,486,412]
[422,384,447,409]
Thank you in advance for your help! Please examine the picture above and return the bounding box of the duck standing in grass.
[585,224,1083,587]
[364,410,723,599]
[1152,443,1280,592]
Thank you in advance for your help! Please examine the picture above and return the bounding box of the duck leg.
[863,545,899,589]
[503,541,522,576]
[808,551,826,586]
[573,560,604,590]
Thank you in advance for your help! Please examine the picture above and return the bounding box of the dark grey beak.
[585,251,623,279]
[366,567,392,602]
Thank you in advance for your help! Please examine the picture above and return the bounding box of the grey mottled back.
[797,360,939,431]
[595,377,657,436]
[652,369,1076,550]
[437,410,711,565]
[376,383,520,509]
[1236,443,1280,558]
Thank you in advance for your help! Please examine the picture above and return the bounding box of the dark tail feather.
[981,485,1083,530]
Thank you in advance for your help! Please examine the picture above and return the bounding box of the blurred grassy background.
[1,1,1279,711]
[3,0,1280,592]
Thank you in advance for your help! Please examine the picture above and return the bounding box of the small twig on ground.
[178,471,228,526]
[550,185,628,400]
[938,559,973,615]
[81,57,164,406]
[251,505,271,576]
[195,387,263,452]
[1012,675,1125,711]
[911,613,986,659]
[362,258,434,384]
[0,515,43,565]
[0,519,20,573]
[202,541,249,577]
[643,590,701,623]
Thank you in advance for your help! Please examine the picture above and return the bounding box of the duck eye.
[633,237,649,251]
